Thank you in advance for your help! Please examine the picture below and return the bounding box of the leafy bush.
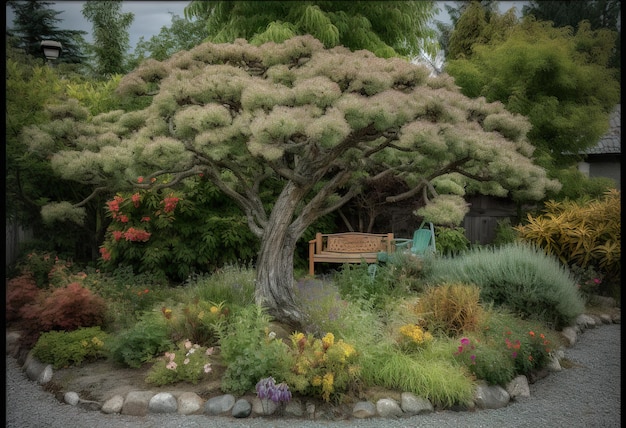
[14,251,57,288]
[108,312,173,368]
[98,178,260,281]
[515,189,621,288]
[145,339,215,385]
[435,227,470,256]
[453,336,516,385]
[422,243,585,329]
[217,305,292,395]
[294,278,349,336]
[6,274,40,322]
[162,300,228,346]
[414,283,485,336]
[31,327,110,369]
[21,282,107,332]
[190,264,256,309]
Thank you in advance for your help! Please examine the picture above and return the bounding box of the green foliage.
[359,342,475,408]
[14,251,58,288]
[434,227,470,256]
[414,283,485,337]
[217,305,292,395]
[515,190,621,286]
[547,167,617,202]
[285,332,360,403]
[452,309,562,385]
[99,178,260,282]
[145,339,215,386]
[108,312,173,368]
[31,327,110,369]
[184,0,439,58]
[422,243,585,329]
[446,17,620,164]
[161,300,228,347]
[189,264,256,308]
[492,218,519,246]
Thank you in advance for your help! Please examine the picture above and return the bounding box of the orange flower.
[529,331,535,337]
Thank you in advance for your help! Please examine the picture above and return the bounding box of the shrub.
[453,336,516,385]
[414,283,485,336]
[284,332,361,403]
[108,311,173,368]
[294,278,349,336]
[422,243,585,329]
[31,327,110,369]
[515,189,621,288]
[162,300,228,346]
[15,251,57,288]
[435,227,470,256]
[98,178,260,282]
[145,339,215,385]
[20,282,107,332]
[190,264,256,309]
[6,274,40,322]
[217,305,292,395]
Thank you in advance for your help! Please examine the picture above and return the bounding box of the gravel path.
[6,323,621,428]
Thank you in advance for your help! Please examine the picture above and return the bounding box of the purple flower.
[460,337,470,346]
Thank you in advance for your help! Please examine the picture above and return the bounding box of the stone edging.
[5,306,620,421]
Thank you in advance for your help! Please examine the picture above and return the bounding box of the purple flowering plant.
[256,376,292,404]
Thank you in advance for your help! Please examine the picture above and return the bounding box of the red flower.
[141,216,151,222]
[123,227,151,242]
[137,176,144,184]
[162,196,180,213]
[131,193,141,208]
[99,247,111,261]
[112,230,124,242]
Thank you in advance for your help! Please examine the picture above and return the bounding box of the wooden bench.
[308,232,394,276]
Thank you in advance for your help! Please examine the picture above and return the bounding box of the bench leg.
[309,258,314,276]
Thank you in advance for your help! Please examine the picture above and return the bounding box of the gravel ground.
[6,323,621,428]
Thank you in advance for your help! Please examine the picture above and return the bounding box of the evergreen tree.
[7,0,88,64]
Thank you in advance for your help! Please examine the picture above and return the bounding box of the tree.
[81,0,134,76]
[445,17,620,166]
[183,0,440,59]
[7,0,89,64]
[24,36,560,326]
[127,13,207,68]
[522,0,621,73]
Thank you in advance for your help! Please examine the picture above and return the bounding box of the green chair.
[377,222,436,263]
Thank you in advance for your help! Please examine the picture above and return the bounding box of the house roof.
[582,104,621,155]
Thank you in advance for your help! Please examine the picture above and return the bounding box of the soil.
[43,355,229,403]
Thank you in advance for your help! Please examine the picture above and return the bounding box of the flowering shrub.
[397,324,433,352]
[98,176,259,281]
[31,327,110,369]
[570,264,603,299]
[506,329,554,374]
[453,336,515,385]
[145,339,214,385]
[285,332,360,402]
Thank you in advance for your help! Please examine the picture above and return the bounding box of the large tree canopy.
[24,36,559,326]
[183,0,440,58]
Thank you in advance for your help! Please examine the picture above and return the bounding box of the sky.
[5,1,527,53]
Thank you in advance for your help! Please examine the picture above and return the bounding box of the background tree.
[24,36,560,326]
[522,0,621,76]
[7,0,89,64]
[183,0,440,59]
[128,13,207,68]
[81,0,134,77]
[445,16,620,168]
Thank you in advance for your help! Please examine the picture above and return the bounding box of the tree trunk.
[253,182,307,329]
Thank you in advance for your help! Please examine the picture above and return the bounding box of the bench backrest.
[318,232,393,253]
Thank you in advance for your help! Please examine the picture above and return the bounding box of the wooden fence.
[5,222,33,267]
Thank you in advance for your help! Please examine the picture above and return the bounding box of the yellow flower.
[311,375,322,386]
[322,332,334,349]
[322,372,334,401]
[210,306,219,314]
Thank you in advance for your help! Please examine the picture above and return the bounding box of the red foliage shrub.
[6,274,41,323]
[22,282,107,332]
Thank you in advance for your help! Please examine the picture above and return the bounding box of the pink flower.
[184,340,192,350]
[206,347,214,356]
[183,358,190,365]
[460,337,470,346]
[204,363,212,374]
[166,361,177,370]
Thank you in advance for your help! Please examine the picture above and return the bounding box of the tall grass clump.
[186,263,256,309]
[421,242,585,329]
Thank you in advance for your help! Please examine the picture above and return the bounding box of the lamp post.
[40,40,62,64]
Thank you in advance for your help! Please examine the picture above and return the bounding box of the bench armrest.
[392,238,412,249]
